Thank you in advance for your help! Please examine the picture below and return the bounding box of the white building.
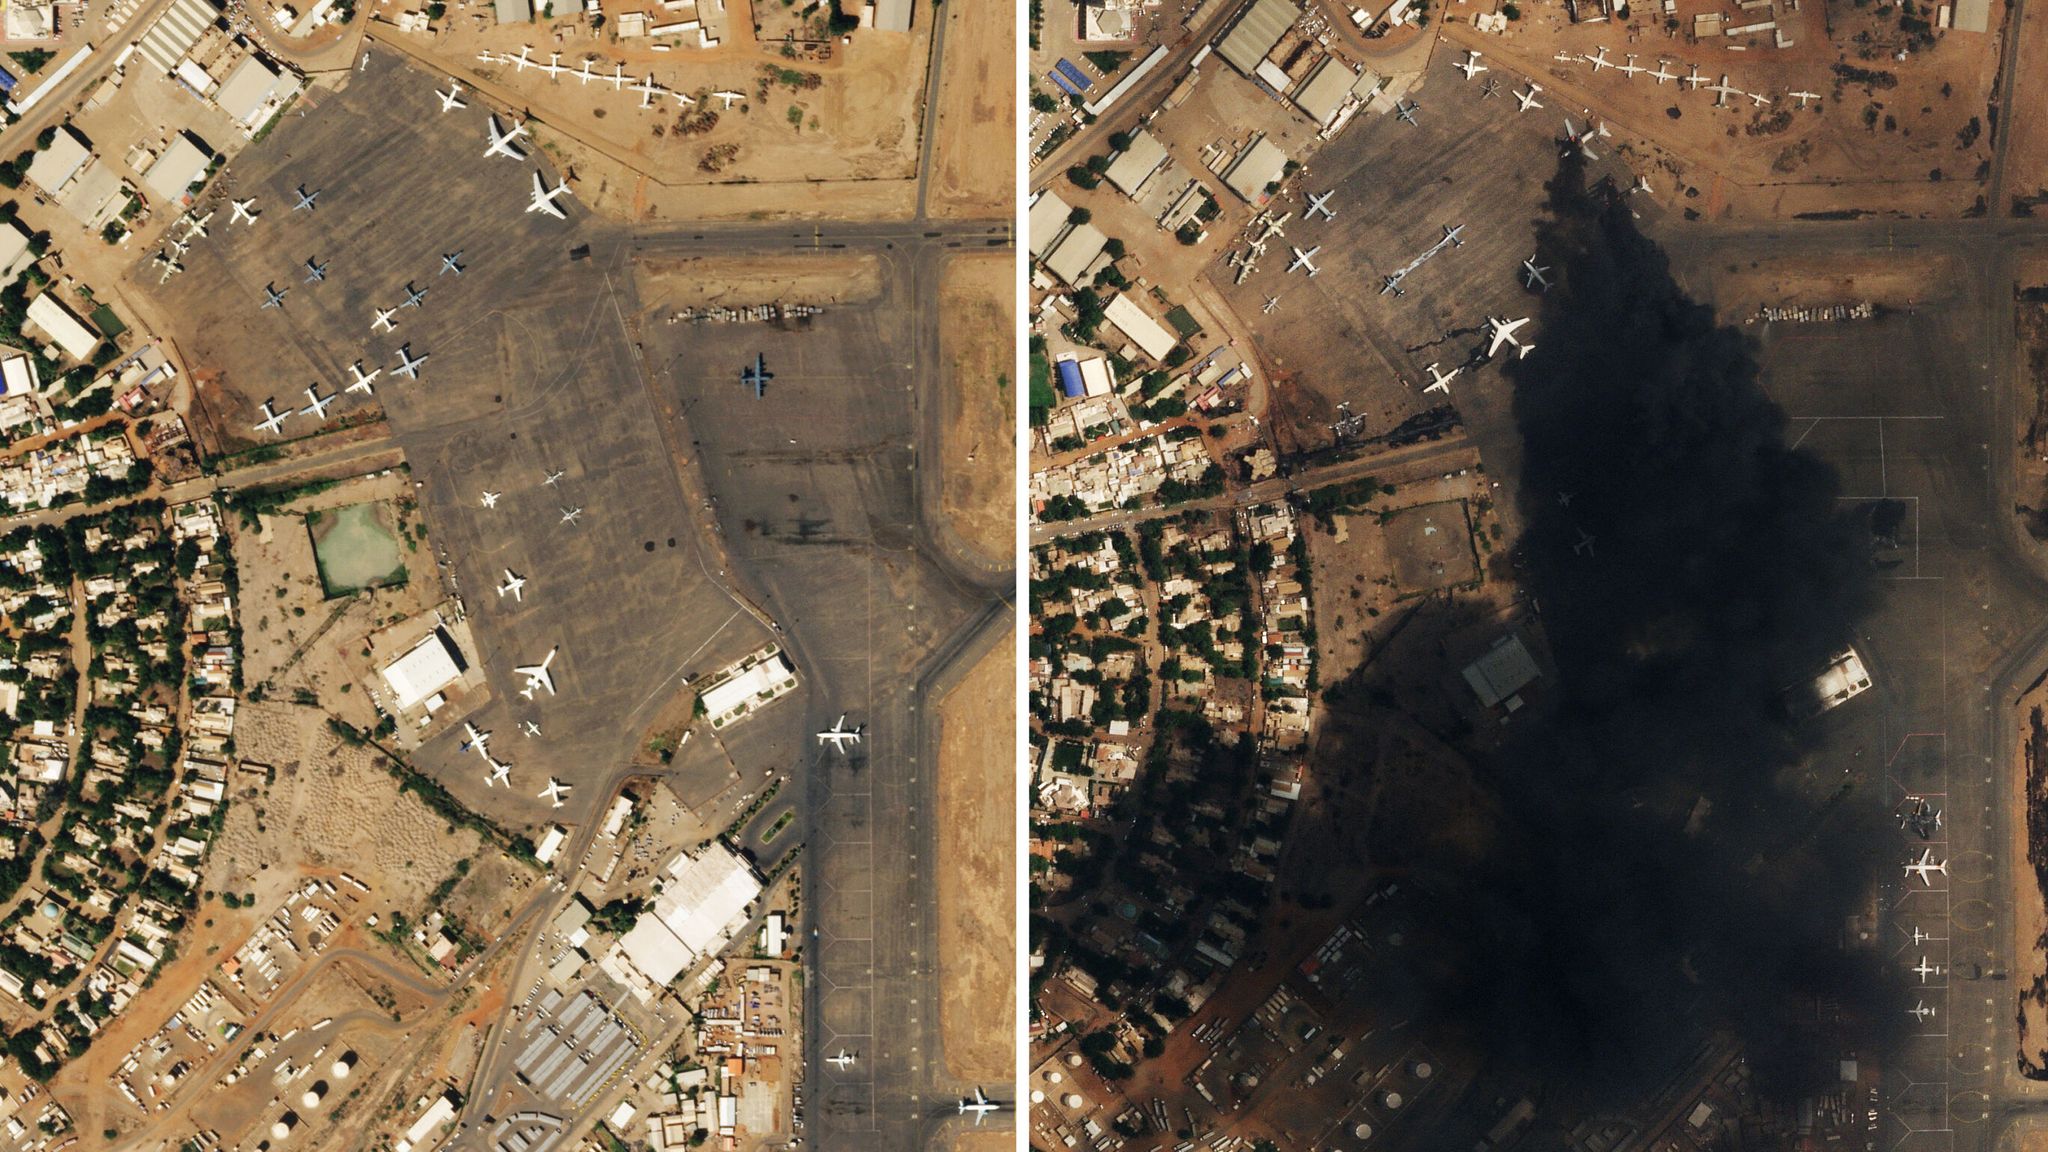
[23,292,96,361]
[605,843,762,996]
[379,628,467,713]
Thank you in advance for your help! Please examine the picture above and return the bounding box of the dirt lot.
[634,252,883,312]
[952,1130,1016,1152]
[938,253,1015,563]
[924,0,1014,218]
[936,628,1014,1083]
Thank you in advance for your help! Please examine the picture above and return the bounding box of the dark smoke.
[1420,160,1906,1109]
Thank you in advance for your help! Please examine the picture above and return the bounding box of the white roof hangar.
[142,132,213,204]
[24,126,89,196]
[610,842,763,991]
[379,627,467,712]
[23,292,98,361]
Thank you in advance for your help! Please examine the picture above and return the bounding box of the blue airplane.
[741,353,772,398]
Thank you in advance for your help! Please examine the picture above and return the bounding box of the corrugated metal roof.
[137,0,221,75]
[1217,0,1300,76]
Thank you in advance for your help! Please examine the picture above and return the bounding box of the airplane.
[1262,295,1280,314]
[1442,223,1466,246]
[603,63,630,90]
[1557,491,1573,507]
[1486,316,1535,359]
[174,214,204,241]
[960,1087,998,1123]
[231,197,259,225]
[292,184,319,211]
[817,714,863,751]
[304,257,328,284]
[154,253,182,284]
[575,59,597,85]
[1648,62,1677,84]
[1522,256,1551,291]
[401,282,428,309]
[515,647,559,697]
[632,75,665,108]
[1904,847,1947,886]
[828,1049,857,1070]
[1746,90,1772,107]
[1305,190,1336,220]
[390,344,427,380]
[1630,173,1652,195]
[1583,46,1614,73]
[1287,245,1321,276]
[1515,84,1544,112]
[522,720,541,738]
[439,82,466,112]
[1394,99,1420,126]
[1681,65,1708,89]
[1381,272,1407,296]
[527,171,573,219]
[1790,90,1821,106]
[485,114,530,160]
[301,386,335,420]
[497,569,527,601]
[487,760,510,787]
[1706,75,1744,106]
[480,491,500,508]
[559,506,582,525]
[1573,528,1596,557]
[1617,53,1645,79]
[507,44,534,73]
[261,283,288,310]
[742,352,772,398]
[372,306,398,334]
[543,468,566,486]
[1908,1000,1936,1022]
[1561,117,1602,160]
[1912,955,1941,983]
[713,90,746,108]
[671,89,697,108]
[1478,76,1500,100]
[254,400,290,436]
[541,51,564,79]
[538,778,570,807]
[1422,362,1458,394]
[346,361,380,394]
[441,251,465,276]
[1455,50,1486,80]
[462,722,492,757]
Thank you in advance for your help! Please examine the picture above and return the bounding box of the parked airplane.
[515,647,559,698]
[487,760,510,787]
[1455,49,1487,80]
[303,258,328,284]
[817,714,862,750]
[1262,295,1280,314]
[346,362,380,394]
[527,171,573,219]
[1912,955,1941,983]
[485,114,530,160]
[543,469,566,486]
[522,720,541,738]
[632,75,665,108]
[541,51,564,79]
[441,251,465,276]
[1442,223,1466,246]
[261,283,287,309]
[497,569,527,601]
[1287,245,1321,276]
[1571,528,1596,557]
[1904,847,1947,886]
[1789,90,1821,106]
[391,344,427,380]
[439,82,466,112]
[559,506,582,525]
[480,491,501,509]
[1912,925,1934,944]
[1561,117,1603,160]
[154,253,183,284]
[1706,75,1744,106]
[828,1050,857,1070]
[1305,190,1336,220]
[301,386,335,420]
[1515,84,1544,112]
[713,91,746,108]
[1557,491,1573,508]
[1681,65,1709,89]
[538,778,570,807]
[1422,362,1459,394]
[462,722,492,758]
[292,184,319,211]
[575,59,597,85]
[372,306,398,334]
[1394,99,1420,126]
[959,1087,998,1123]
[1909,1001,1936,1022]
[742,353,772,398]
[1485,316,1535,359]
[1478,76,1500,100]
[231,198,260,225]
[1617,53,1645,79]
[1522,256,1551,291]
[602,63,630,90]
[254,400,289,436]
[401,282,428,309]
[507,45,534,72]
[1630,173,1652,195]
[1582,45,1614,72]
[1648,62,1677,84]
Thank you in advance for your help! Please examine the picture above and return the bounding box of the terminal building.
[600,842,764,1001]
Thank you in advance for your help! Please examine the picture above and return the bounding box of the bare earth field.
[938,252,1015,562]
[936,629,1015,1083]
[633,252,883,310]
[1998,0,2048,213]
[924,0,1015,217]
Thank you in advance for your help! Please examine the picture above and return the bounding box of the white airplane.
[603,63,630,90]
[481,491,500,508]
[401,282,428,309]
[1912,955,1941,983]
[1648,62,1677,84]
[574,59,597,85]
[1561,117,1603,160]
[1304,190,1336,220]
[541,51,564,79]
[231,198,260,225]
[303,257,328,284]
[254,400,290,436]
[1746,90,1772,108]
[1790,90,1821,106]
[1394,99,1419,126]
[261,283,288,310]
[1442,223,1466,246]
[1262,295,1280,314]
[463,721,492,758]
[441,251,465,276]
[1557,491,1573,507]
[1487,316,1534,359]
[1422,362,1458,394]
[438,82,466,112]
[154,253,182,284]
[538,778,570,807]
[818,714,863,750]
[960,1087,998,1123]
[671,89,697,108]
[1583,46,1614,73]
[487,760,510,787]
[528,171,573,219]
[1455,50,1486,80]
[515,647,559,697]
[559,506,582,525]
[1912,925,1935,945]
[1515,84,1544,112]
[1522,256,1551,291]
[1904,848,1947,886]
[522,720,541,738]
[179,211,211,239]
[1617,53,1645,79]
[632,75,665,108]
[1682,65,1708,89]
[486,115,530,160]
[346,362,380,395]
[1908,1001,1936,1022]
[713,90,746,108]
[828,1049,857,1070]
[1706,75,1744,106]
[301,386,335,420]
[292,184,319,211]
[507,45,534,73]
[1630,173,1652,195]
[1287,245,1321,276]
[1573,528,1596,557]
[543,468,566,486]
[391,345,428,380]
[497,569,527,601]
[372,306,398,334]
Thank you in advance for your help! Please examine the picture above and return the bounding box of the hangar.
[1217,0,1301,76]
[607,843,762,995]
[379,627,468,713]
[23,292,97,361]
[24,126,89,197]
[1462,633,1540,710]
[142,132,213,204]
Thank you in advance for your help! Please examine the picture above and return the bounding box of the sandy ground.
[923,0,1014,218]
[1678,248,1969,324]
[2017,696,2047,1078]
[1997,0,2048,212]
[938,253,1015,563]
[951,1130,1015,1152]
[936,629,1015,1083]
[634,252,884,312]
